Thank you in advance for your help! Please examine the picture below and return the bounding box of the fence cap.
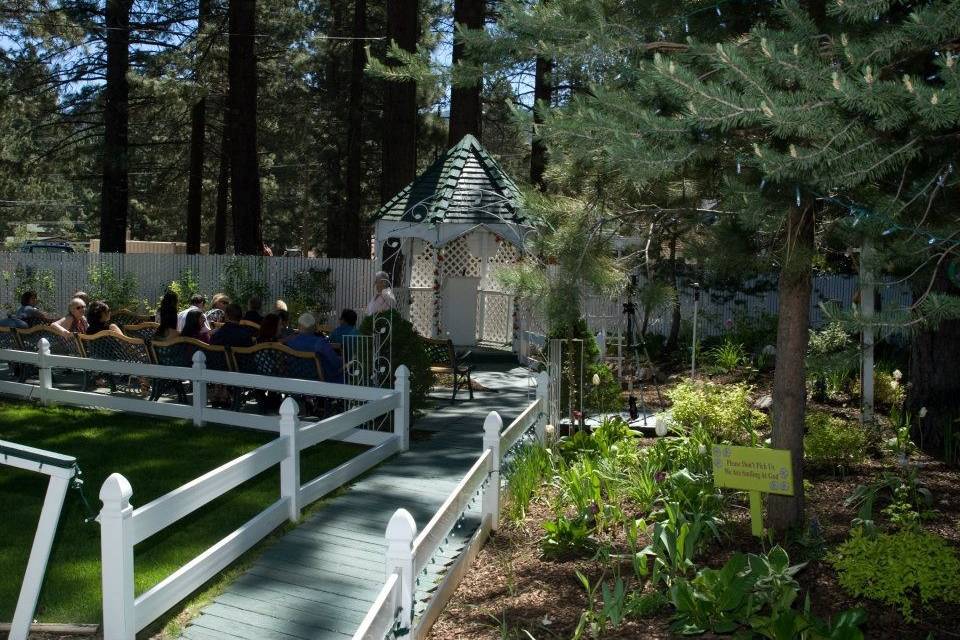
[483,410,503,436]
[279,396,299,418]
[191,350,207,365]
[395,364,410,379]
[99,472,133,503]
[385,508,417,541]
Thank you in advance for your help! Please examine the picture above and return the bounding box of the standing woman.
[52,298,89,335]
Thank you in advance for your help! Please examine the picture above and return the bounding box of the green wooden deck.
[180,366,534,640]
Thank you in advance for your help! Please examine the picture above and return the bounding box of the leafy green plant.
[283,267,336,321]
[585,362,621,415]
[540,514,597,559]
[830,529,960,621]
[807,323,857,400]
[503,444,552,523]
[653,470,726,540]
[666,380,765,445]
[803,412,867,472]
[624,590,669,619]
[357,310,434,414]
[707,338,747,373]
[845,469,932,532]
[88,262,140,310]
[219,257,269,308]
[160,268,201,310]
[2,265,56,312]
[640,502,706,587]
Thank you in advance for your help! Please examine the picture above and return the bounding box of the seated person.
[205,293,230,324]
[285,312,342,382]
[154,292,179,341]
[277,309,294,338]
[210,303,255,348]
[257,313,281,343]
[327,308,358,351]
[52,298,89,335]
[178,294,211,332]
[180,309,210,343]
[243,296,264,324]
[72,290,91,305]
[86,301,123,335]
[15,290,55,325]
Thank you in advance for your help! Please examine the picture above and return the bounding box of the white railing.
[353,371,549,640]
[99,366,410,640]
[0,339,400,441]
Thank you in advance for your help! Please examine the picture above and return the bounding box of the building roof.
[372,134,526,225]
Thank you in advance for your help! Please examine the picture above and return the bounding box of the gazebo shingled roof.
[372,134,526,226]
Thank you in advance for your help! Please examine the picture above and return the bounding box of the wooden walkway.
[181,365,534,640]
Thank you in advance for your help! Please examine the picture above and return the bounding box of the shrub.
[666,380,765,444]
[283,267,335,321]
[585,362,621,414]
[219,257,269,308]
[851,369,905,409]
[707,338,747,373]
[804,412,867,471]
[2,265,56,312]
[159,268,201,310]
[540,513,596,559]
[830,529,960,621]
[357,310,433,414]
[88,263,140,310]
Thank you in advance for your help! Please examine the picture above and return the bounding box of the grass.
[0,400,365,624]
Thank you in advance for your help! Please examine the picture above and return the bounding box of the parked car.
[20,241,75,254]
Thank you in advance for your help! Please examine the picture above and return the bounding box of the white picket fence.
[353,372,549,640]
[0,253,376,324]
[0,339,411,639]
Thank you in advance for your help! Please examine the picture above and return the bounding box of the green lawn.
[0,400,366,623]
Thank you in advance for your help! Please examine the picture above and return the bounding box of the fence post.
[385,508,417,631]
[37,338,52,406]
[191,350,207,427]
[535,371,550,444]
[482,411,502,533]
[99,473,136,640]
[394,365,410,451]
[279,397,301,522]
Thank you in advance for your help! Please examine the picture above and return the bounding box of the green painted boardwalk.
[181,365,533,640]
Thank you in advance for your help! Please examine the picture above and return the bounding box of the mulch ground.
[427,375,960,640]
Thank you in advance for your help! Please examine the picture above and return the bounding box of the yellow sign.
[712,445,793,495]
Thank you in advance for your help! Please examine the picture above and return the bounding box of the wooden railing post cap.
[191,350,206,365]
[395,364,410,379]
[279,396,299,418]
[38,337,51,353]
[385,508,417,541]
[99,473,132,505]
[483,411,502,434]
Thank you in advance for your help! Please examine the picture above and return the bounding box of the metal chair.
[229,343,322,413]
[111,309,153,328]
[0,326,23,379]
[421,336,474,403]
[77,331,150,393]
[15,326,82,382]
[123,322,160,343]
[148,337,228,403]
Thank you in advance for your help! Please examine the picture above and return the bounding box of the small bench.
[421,337,474,403]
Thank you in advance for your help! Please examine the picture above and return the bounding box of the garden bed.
[427,377,960,640]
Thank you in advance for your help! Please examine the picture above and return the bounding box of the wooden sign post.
[712,445,793,537]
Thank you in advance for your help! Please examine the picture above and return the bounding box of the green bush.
[219,257,269,308]
[707,338,747,373]
[666,380,765,444]
[804,412,867,471]
[540,513,596,559]
[156,268,202,311]
[357,310,433,414]
[503,444,552,523]
[283,268,335,321]
[830,529,960,621]
[88,263,140,310]
[585,362,621,414]
[2,265,56,312]
[851,370,905,409]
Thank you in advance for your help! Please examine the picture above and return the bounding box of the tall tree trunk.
[343,0,366,258]
[98,0,133,253]
[909,268,960,462]
[665,235,681,353]
[186,0,212,254]
[381,0,419,203]
[767,203,815,532]
[530,55,552,189]
[213,122,229,254]
[227,0,263,255]
[324,0,347,257]
[448,0,483,145]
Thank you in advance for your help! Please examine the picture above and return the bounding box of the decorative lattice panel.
[409,289,434,337]
[410,241,436,289]
[439,235,481,279]
[482,237,520,292]
[481,292,512,344]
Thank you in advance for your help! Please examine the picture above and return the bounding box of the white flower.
[698,444,707,455]
[592,373,601,386]
[919,407,928,418]
[892,369,903,381]
[890,379,899,390]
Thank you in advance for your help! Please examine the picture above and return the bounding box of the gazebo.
[372,134,532,347]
